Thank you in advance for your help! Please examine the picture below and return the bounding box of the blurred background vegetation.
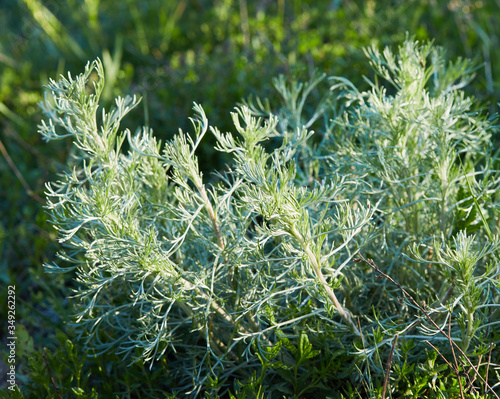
[0,0,498,396]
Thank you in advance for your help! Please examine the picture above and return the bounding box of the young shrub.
[40,38,500,397]
[39,59,372,396]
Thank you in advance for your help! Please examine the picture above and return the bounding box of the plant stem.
[197,182,225,250]
[291,225,361,336]
[382,334,398,399]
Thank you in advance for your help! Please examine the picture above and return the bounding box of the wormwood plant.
[39,58,373,396]
[40,39,500,397]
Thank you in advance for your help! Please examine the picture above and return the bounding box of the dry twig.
[382,333,398,399]
[0,139,44,203]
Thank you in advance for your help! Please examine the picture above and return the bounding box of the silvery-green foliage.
[40,60,372,395]
[316,39,499,372]
[411,231,500,353]
[247,38,499,386]
[40,38,500,396]
[325,39,493,240]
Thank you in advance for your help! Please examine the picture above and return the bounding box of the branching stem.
[292,225,361,336]
[197,182,225,250]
